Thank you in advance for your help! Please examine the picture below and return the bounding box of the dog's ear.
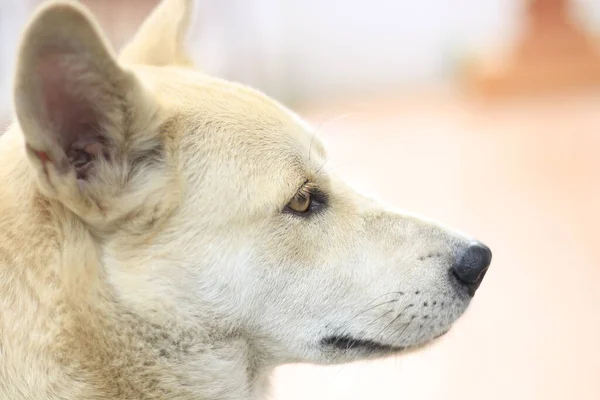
[15,1,128,177]
[14,2,163,224]
[119,0,194,66]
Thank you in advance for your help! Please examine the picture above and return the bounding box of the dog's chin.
[321,329,451,358]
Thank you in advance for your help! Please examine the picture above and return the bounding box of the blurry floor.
[270,91,600,400]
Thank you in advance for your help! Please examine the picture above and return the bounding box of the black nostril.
[452,242,492,296]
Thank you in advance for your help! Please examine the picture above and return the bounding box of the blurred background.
[1,0,599,399]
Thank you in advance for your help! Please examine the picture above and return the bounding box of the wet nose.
[451,242,492,297]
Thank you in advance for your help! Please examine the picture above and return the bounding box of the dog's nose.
[452,242,492,297]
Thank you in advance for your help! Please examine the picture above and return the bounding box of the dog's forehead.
[135,65,326,160]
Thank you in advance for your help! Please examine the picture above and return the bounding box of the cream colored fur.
[0,1,486,399]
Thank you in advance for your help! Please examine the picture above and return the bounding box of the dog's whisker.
[386,317,415,358]
[312,111,359,135]
[371,303,413,344]
[354,309,395,338]
[315,157,330,175]
[353,291,404,311]
[349,298,398,321]
[321,163,343,174]
[307,131,317,162]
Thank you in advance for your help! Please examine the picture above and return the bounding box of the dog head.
[13,0,491,366]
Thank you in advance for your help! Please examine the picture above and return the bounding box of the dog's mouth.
[321,329,451,354]
[321,335,405,353]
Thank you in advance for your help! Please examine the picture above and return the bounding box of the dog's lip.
[321,335,405,353]
[322,329,451,354]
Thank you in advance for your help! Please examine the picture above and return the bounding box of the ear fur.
[119,0,195,66]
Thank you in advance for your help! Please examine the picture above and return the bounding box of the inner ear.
[66,135,110,180]
[13,2,134,182]
[37,55,110,179]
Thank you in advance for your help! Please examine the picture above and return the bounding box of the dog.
[0,0,492,398]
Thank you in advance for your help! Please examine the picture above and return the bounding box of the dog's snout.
[451,242,492,297]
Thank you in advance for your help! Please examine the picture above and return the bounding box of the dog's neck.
[0,128,271,400]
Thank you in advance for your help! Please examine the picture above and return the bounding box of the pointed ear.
[119,0,194,66]
[15,1,136,176]
[13,1,161,222]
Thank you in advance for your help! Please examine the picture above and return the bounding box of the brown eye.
[287,192,311,213]
[285,182,328,216]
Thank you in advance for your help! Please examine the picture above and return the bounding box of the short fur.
[0,1,487,399]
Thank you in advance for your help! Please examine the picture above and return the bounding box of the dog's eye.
[285,182,327,216]
[287,192,311,213]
